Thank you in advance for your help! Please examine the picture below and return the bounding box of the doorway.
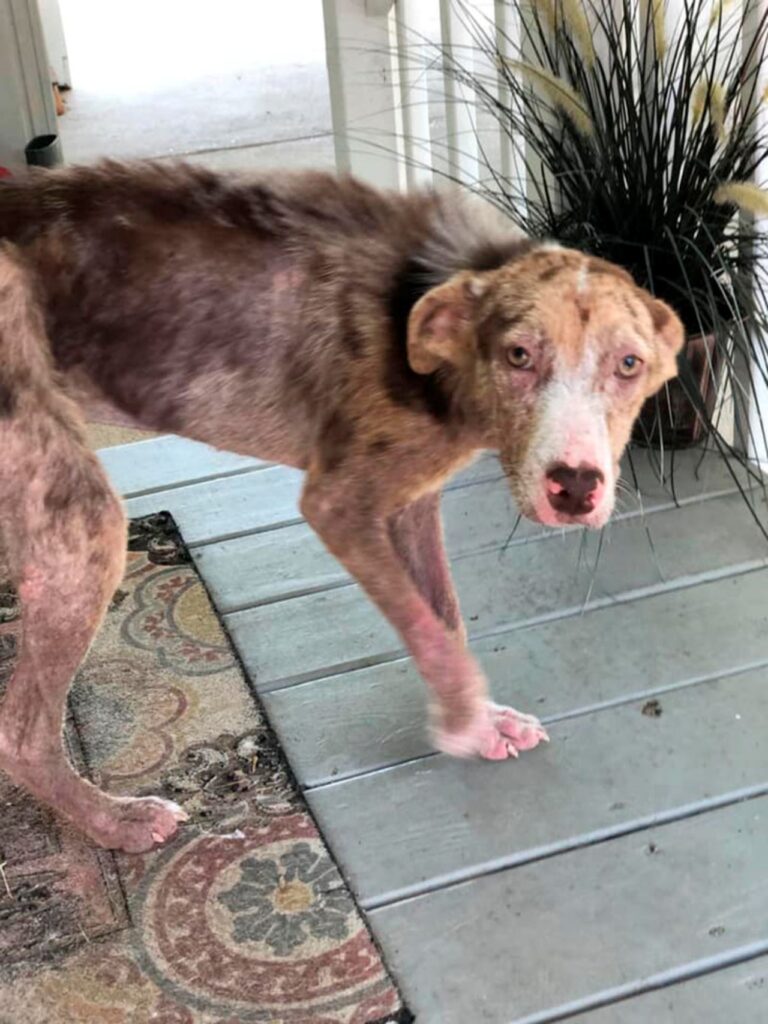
[55,0,335,172]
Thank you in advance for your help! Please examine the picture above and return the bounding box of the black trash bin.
[25,134,62,168]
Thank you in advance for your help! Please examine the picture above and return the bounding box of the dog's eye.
[617,354,643,378]
[507,345,533,370]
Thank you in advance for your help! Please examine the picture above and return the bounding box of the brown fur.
[0,162,684,849]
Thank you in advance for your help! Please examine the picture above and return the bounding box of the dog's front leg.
[302,481,548,760]
[387,492,466,647]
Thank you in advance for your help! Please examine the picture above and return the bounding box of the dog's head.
[407,247,684,528]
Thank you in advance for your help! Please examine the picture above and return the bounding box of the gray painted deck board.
[98,434,264,495]
[226,490,767,689]
[192,476,522,612]
[581,957,768,1024]
[264,567,768,785]
[307,668,768,905]
[366,798,768,1023]
[126,464,306,542]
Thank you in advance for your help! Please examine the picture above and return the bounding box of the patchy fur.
[0,163,683,849]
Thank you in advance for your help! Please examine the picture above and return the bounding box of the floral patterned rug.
[0,514,412,1024]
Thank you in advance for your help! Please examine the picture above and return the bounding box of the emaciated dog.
[0,162,684,851]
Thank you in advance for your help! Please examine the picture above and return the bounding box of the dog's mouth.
[523,500,612,530]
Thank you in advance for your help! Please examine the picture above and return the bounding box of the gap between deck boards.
[509,940,768,1024]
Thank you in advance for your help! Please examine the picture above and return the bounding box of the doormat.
[0,513,413,1024]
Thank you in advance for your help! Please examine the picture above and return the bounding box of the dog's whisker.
[576,525,589,572]
[580,526,607,614]
[644,524,666,583]
[500,513,523,559]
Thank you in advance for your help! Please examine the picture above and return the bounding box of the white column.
[322,0,405,189]
[493,0,530,216]
[438,0,479,184]
[744,0,768,468]
[394,0,435,187]
[38,0,71,88]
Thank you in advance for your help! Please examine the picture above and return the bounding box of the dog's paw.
[87,795,188,853]
[431,701,549,761]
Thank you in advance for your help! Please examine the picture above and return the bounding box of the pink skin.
[386,519,550,760]
[528,417,614,527]
[402,603,549,760]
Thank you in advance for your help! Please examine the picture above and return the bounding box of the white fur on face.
[521,346,615,527]
[575,258,590,296]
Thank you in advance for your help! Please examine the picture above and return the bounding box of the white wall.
[38,0,70,86]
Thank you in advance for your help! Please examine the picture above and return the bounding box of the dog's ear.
[407,273,486,375]
[638,292,686,374]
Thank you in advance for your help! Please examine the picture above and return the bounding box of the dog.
[0,161,684,852]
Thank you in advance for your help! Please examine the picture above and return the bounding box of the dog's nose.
[545,462,604,517]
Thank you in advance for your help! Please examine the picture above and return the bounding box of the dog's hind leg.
[0,247,186,851]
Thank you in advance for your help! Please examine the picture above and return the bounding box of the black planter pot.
[632,333,721,449]
[25,134,62,168]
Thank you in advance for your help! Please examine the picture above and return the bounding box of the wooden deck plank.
[365,798,768,1023]
[191,477,560,614]
[98,434,263,495]
[582,957,768,1024]
[226,490,768,690]
[126,464,306,542]
[306,668,768,905]
[264,567,768,785]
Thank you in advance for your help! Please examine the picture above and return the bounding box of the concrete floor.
[57,0,336,171]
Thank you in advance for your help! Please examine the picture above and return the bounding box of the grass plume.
[499,57,594,135]
[715,181,768,217]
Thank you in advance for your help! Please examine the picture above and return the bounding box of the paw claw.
[144,796,189,821]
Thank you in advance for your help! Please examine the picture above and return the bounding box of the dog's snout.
[545,462,605,517]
